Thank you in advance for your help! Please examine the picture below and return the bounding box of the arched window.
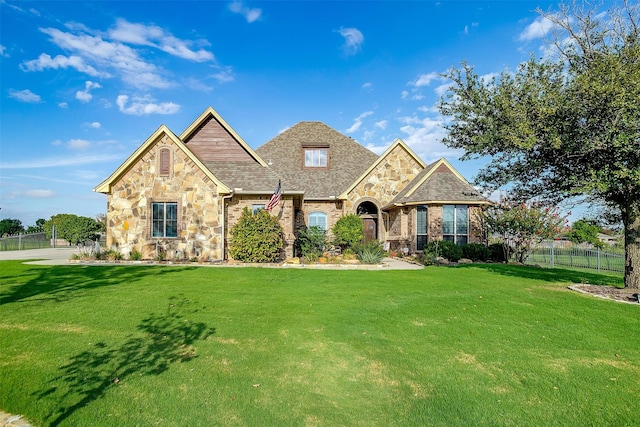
[308,212,328,230]
[159,148,171,176]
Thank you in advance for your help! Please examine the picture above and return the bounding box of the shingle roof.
[203,161,280,192]
[389,159,486,206]
[255,122,379,198]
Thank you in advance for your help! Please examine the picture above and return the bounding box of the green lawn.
[1,261,638,426]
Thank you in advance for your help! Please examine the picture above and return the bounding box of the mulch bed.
[568,284,640,304]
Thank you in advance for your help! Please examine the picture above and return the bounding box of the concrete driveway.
[0,246,78,265]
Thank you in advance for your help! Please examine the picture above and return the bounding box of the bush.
[129,249,143,261]
[488,243,509,262]
[332,214,364,250]
[423,240,462,262]
[296,226,327,259]
[353,240,387,264]
[461,243,490,262]
[229,208,284,263]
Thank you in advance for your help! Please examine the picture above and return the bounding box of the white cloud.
[519,15,561,41]
[8,89,42,103]
[21,53,109,77]
[0,154,124,169]
[76,80,102,102]
[362,82,373,92]
[401,90,409,99]
[25,189,55,198]
[87,121,102,129]
[116,95,180,115]
[338,27,364,55]
[0,44,7,57]
[58,102,68,109]
[109,19,214,62]
[413,72,443,87]
[375,120,387,130]
[228,1,262,23]
[397,115,463,163]
[211,66,235,83]
[346,111,374,133]
[67,139,91,150]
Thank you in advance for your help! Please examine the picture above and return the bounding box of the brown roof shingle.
[255,122,378,198]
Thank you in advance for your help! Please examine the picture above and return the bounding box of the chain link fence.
[0,232,51,251]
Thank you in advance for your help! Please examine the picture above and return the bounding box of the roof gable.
[339,138,425,199]
[94,125,230,194]
[388,158,488,206]
[181,107,267,166]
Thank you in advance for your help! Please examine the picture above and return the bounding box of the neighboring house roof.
[387,158,488,207]
[255,122,379,198]
[203,161,280,193]
[93,124,230,194]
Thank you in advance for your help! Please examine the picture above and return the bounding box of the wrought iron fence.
[526,242,624,274]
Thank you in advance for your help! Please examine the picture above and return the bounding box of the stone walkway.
[1,412,33,427]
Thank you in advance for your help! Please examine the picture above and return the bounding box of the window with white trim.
[304,149,328,167]
[152,202,178,238]
[442,205,468,245]
[308,212,328,231]
[253,204,266,214]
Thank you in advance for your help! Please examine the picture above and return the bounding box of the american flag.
[266,180,282,212]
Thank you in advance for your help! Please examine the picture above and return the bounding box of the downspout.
[217,191,234,262]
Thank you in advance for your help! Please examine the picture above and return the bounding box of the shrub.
[229,208,284,263]
[296,226,327,259]
[461,243,490,262]
[332,214,364,250]
[353,240,387,264]
[488,243,509,262]
[129,248,143,261]
[423,240,462,262]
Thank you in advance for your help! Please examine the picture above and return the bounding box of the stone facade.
[106,134,223,261]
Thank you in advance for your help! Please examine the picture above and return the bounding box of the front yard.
[0,261,637,426]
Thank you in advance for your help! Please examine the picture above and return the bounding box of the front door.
[363,217,377,242]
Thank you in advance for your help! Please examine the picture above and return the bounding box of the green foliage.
[295,226,327,259]
[438,2,640,288]
[331,214,364,250]
[488,243,509,263]
[353,240,386,264]
[424,240,462,262]
[461,243,491,262]
[129,249,143,261]
[567,219,603,248]
[0,218,24,236]
[480,198,567,263]
[25,219,46,234]
[44,214,104,245]
[229,207,283,263]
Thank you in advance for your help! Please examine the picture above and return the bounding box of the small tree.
[44,214,104,245]
[332,214,364,250]
[0,218,25,236]
[481,198,567,263]
[567,219,604,248]
[26,218,46,234]
[295,226,327,261]
[228,208,283,263]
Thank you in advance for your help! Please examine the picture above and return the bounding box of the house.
[94,107,489,261]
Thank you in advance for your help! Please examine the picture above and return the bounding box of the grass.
[0,261,638,426]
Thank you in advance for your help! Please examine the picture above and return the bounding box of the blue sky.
[1,0,609,227]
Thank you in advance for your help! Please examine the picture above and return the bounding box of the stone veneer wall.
[301,200,344,241]
[106,135,223,261]
[344,145,423,241]
[226,195,296,259]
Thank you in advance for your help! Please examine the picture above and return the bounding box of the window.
[159,148,171,176]
[416,205,428,250]
[443,205,468,245]
[152,202,178,238]
[252,204,266,214]
[308,212,327,230]
[304,149,328,167]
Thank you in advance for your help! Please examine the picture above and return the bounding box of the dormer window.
[303,144,329,168]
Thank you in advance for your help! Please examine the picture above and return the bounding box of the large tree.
[438,1,640,288]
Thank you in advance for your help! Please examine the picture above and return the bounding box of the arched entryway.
[356,201,379,242]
